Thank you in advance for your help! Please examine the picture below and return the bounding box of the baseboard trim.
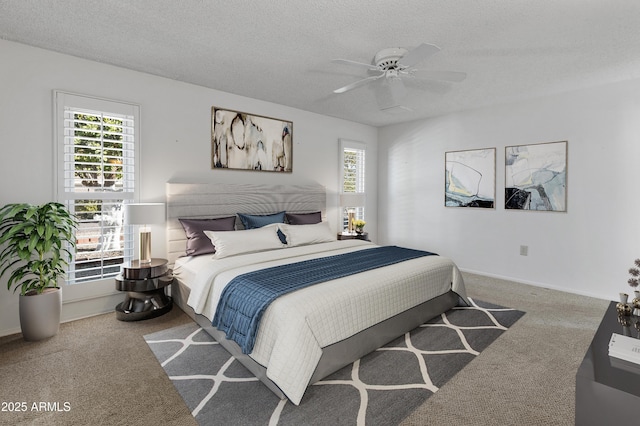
[0,326,22,338]
[0,292,123,338]
[62,290,120,305]
[459,268,609,301]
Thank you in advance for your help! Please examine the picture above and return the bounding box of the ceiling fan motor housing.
[374,48,408,70]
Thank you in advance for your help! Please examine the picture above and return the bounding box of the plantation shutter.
[55,92,139,284]
[343,148,365,194]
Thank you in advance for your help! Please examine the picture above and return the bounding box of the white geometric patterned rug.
[144,298,524,426]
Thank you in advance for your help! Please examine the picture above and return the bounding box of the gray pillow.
[179,217,236,256]
[286,211,322,225]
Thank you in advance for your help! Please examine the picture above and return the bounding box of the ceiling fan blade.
[398,43,441,68]
[333,74,384,94]
[381,105,413,113]
[331,58,378,71]
[411,69,467,82]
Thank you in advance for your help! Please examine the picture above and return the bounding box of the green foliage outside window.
[343,150,358,192]
[73,113,125,216]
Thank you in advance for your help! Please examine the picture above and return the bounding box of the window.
[339,139,366,231]
[55,92,140,284]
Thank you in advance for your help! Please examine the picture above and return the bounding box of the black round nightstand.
[337,232,370,241]
[115,258,173,321]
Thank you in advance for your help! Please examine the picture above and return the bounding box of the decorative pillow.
[278,222,335,247]
[204,225,285,259]
[285,211,322,225]
[237,211,286,229]
[179,217,236,256]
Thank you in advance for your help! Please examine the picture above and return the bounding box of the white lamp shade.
[124,203,165,263]
[124,203,165,225]
[339,193,366,207]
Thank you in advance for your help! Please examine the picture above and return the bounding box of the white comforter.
[174,240,468,405]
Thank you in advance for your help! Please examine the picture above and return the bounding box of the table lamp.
[124,203,165,263]
[339,193,366,234]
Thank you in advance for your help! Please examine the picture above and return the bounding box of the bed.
[166,182,469,405]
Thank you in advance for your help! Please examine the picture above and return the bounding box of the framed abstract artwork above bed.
[505,140,567,211]
[445,148,496,208]
[211,107,292,172]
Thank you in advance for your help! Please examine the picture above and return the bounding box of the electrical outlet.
[520,245,528,256]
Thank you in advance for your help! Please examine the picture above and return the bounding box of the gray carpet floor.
[0,272,608,425]
[402,273,609,426]
[144,299,524,425]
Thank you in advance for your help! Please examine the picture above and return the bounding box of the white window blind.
[55,92,139,284]
[343,147,365,194]
[339,139,366,229]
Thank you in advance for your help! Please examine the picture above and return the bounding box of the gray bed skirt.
[171,279,460,401]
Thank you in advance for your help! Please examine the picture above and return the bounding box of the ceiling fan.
[332,43,466,111]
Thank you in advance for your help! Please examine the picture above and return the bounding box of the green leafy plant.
[0,203,77,295]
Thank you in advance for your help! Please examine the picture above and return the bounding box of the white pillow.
[279,222,335,247]
[204,225,284,259]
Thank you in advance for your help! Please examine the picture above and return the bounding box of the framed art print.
[211,107,292,172]
[445,148,496,208]
[505,140,567,211]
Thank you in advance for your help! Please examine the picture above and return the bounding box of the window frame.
[339,139,366,231]
[53,91,140,297]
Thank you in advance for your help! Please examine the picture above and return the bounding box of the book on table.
[609,333,640,364]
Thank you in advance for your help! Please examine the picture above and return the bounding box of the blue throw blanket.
[212,246,437,354]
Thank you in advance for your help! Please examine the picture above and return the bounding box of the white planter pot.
[19,287,62,341]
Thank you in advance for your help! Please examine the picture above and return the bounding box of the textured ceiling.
[2,0,640,127]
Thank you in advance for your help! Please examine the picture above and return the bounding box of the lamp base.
[347,210,355,233]
[139,228,152,263]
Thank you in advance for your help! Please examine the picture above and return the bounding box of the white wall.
[378,79,640,301]
[0,40,377,336]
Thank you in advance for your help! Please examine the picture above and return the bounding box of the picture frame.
[445,148,496,208]
[505,140,567,211]
[211,107,292,172]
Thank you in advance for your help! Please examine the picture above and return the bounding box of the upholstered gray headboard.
[166,182,327,265]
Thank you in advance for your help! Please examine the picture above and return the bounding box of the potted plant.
[0,202,77,341]
[353,219,366,234]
